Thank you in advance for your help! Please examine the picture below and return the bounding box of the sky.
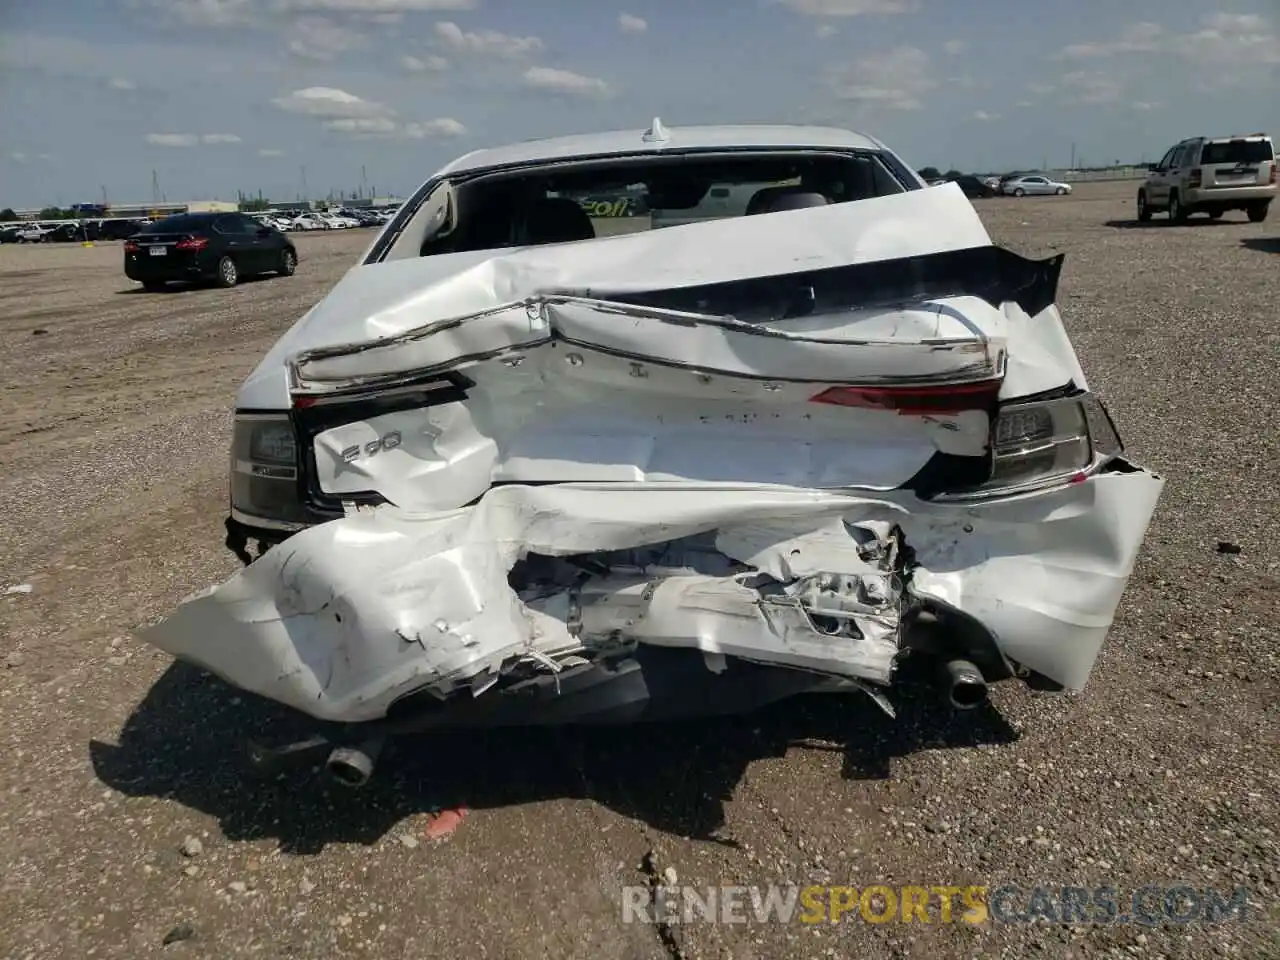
[1,0,1277,208]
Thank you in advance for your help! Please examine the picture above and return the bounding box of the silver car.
[1001,175,1072,197]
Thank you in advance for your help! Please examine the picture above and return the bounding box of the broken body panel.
[143,184,1163,727]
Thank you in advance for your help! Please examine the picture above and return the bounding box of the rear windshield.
[395,150,913,261]
[141,215,213,234]
[1200,140,1273,165]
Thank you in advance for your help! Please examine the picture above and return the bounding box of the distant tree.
[917,166,941,180]
[0,208,17,222]
[39,206,67,219]
[239,198,271,212]
[944,169,964,179]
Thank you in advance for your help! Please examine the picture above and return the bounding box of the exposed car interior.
[377,150,914,262]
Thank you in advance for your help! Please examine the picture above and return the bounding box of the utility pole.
[300,165,308,200]
[361,164,368,200]
[151,169,160,205]
[1070,142,1076,169]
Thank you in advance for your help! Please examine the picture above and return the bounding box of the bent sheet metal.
[142,185,1164,725]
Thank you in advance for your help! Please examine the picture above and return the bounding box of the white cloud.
[1057,21,1164,59]
[109,77,137,90]
[287,16,364,59]
[323,115,466,138]
[815,24,838,38]
[145,133,200,147]
[271,86,391,118]
[1171,12,1280,65]
[274,0,476,10]
[1027,82,1056,95]
[1131,100,1161,111]
[401,53,448,71]
[201,133,242,143]
[973,110,999,121]
[140,0,257,27]
[826,46,933,109]
[618,13,647,33]
[942,38,966,54]
[324,116,399,134]
[404,117,467,137]
[10,152,27,163]
[1060,70,1124,104]
[778,0,912,15]
[434,20,543,57]
[1014,99,1034,108]
[258,148,287,156]
[1058,14,1279,67]
[522,66,611,98]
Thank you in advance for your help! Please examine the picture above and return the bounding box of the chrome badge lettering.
[340,430,402,464]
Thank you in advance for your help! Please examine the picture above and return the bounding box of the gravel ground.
[0,183,1277,960]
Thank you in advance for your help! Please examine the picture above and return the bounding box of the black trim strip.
[578,245,1065,320]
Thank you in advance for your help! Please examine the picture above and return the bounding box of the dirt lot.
[1,182,1278,959]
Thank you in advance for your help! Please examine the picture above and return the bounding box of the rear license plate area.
[149,246,167,256]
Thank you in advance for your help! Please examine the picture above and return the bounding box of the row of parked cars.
[924,173,1073,198]
[0,218,155,243]
[252,208,397,232]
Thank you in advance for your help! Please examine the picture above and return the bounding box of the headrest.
[522,197,596,244]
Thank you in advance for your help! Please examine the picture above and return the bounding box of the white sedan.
[1001,175,1072,197]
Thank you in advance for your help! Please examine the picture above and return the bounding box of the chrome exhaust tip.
[325,738,384,788]
[941,658,988,710]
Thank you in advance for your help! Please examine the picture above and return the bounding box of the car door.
[1165,145,1191,199]
[1030,176,1051,195]
[237,214,278,271]
[1147,148,1175,206]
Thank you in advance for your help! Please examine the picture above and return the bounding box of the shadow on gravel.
[90,660,1018,854]
[1240,237,1280,254]
[1103,218,1236,229]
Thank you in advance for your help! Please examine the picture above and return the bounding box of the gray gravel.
[0,186,1277,959]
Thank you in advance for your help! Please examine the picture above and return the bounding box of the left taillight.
[230,413,309,527]
[123,240,138,253]
[175,236,209,251]
[1188,167,1203,188]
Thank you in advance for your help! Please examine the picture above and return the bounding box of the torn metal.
[142,184,1164,732]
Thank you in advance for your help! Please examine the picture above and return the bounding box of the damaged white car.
[143,120,1163,786]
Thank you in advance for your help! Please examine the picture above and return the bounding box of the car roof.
[435,122,887,176]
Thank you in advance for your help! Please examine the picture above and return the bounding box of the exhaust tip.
[325,739,383,788]
[941,659,988,710]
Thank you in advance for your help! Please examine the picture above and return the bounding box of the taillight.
[123,240,138,253]
[809,379,1001,415]
[936,393,1123,500]
[175,236,209,251]
[1189,167,1202,188]
[1270,165,1276,185]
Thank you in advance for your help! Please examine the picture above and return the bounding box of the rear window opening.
[380,150,914,263]
[1200,140,1273,166]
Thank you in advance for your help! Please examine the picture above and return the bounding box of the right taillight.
[175,236,209,251]
[937,393,1123,500]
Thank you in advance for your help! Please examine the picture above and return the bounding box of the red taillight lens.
[809,379,1002,415]
[175,236,208,251]
[1188,167,1202,188]
[123,240,138,253]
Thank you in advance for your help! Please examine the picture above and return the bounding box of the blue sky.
[1,0,1277,208]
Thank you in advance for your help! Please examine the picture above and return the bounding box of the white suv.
[1138,134,1275,223]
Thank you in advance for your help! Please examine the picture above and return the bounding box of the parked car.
[123,212,297,290]
[1137,133,1274,223]
[140,119,1162,788]
[948,174,998,199]
[1001,175,1072,197]
[291,213,329,231]
[16,223,57,242]
[0,225,21,243]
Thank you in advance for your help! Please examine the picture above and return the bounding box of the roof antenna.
[642,117,669,143]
